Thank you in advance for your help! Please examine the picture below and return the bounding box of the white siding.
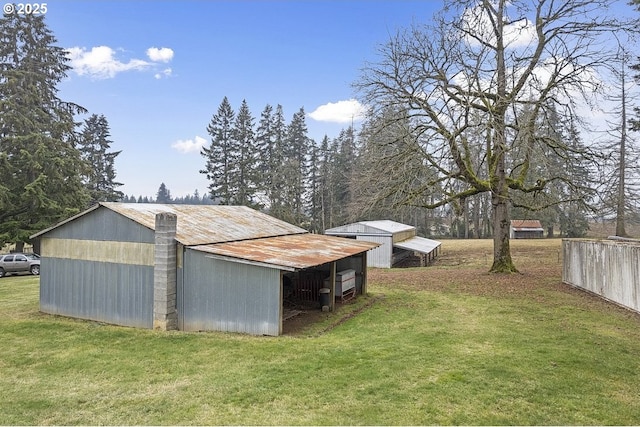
[358,235,392,268]
[563,239,640,313]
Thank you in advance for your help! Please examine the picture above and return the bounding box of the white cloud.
[147,47,174,63]
[67,46,150,79]
[154,68,173,79]
[461,4,537,49]
[308,99,367,123]
[171,136,207,154]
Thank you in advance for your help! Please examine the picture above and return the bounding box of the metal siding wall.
[181,249,281,335]
[38,207,155,328]
[357,235,391,268]
[563,240,640,313]
[44,207,154,243]
[40,257,153,328]
[177,245,185,330]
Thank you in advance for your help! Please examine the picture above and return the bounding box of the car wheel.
[30,265,40,275]
[0,268,4,278]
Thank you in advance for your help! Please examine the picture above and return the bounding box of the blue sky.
[43,1,441,199]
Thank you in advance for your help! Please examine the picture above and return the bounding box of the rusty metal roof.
[103,203,309,245]
[191,234,380,271]
[32,203,308,245]
[511,219,543,231]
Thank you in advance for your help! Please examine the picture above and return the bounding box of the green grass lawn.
[1,240,640,425]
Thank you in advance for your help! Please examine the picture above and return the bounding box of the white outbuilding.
[325,220,441,268]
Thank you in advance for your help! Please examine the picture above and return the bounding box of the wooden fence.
[562,238,640,313]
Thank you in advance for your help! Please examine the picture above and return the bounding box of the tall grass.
[1,239,639,425]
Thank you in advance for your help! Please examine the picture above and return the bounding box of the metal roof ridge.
[187,231,310,247]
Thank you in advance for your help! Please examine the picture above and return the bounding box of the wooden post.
[329,262,336,311]
[361,252,368,295]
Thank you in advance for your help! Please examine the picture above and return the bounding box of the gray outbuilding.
[30,203,378,336]
[324,220,441,268]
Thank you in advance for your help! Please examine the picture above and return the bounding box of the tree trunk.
[615,56,628,237]
[490,189,517,273]
[489,1,517,273]
[473,196,481,239]
[483,194,491,238]
[489,157,517,272]
[463,197,469,239]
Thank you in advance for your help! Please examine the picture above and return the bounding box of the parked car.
[0,253,40,278]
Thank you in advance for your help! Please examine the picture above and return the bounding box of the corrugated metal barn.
[31,203,378,336]
[324,220,441,268]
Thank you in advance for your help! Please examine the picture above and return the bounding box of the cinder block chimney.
[153,212,178,331]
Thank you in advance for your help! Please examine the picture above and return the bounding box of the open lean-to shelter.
[30,203,379,336]
[324,220,441,268]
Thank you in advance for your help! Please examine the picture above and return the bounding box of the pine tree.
[255,104,287,217]
[0,13,89,249]
[306,140,323,232]
[78,114,123,205]
[255,104,275,208]
[200,97,235,204]
[282,108,310,226]
[156,183,172,203]
[231,99,257,206]
[317,135,332,230]
[332,126,356,225]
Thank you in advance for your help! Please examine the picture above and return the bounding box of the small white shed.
[325,220,441,268]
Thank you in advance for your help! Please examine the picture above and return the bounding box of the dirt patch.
[282,295,383,336]
[282,308,328,335]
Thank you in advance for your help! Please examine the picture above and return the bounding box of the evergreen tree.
[282,108,310,226]
[317,135,333,230]
[231,99,258,206]
[510,102,594,238]
[78,114,123,205]
[256,104,277,209]
[270,105,288,217]
[332,126,357,225]
[200,97,235,204]
[350,107,441,229]
[156,183,172,203]
[306,140,323,232]
[255,104,288,217]
[0,13,89,249]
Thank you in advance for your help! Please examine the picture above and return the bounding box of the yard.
[1,238,640,425]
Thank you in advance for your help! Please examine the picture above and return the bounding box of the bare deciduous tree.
[357,0,639,272]
[598,46,640,237]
